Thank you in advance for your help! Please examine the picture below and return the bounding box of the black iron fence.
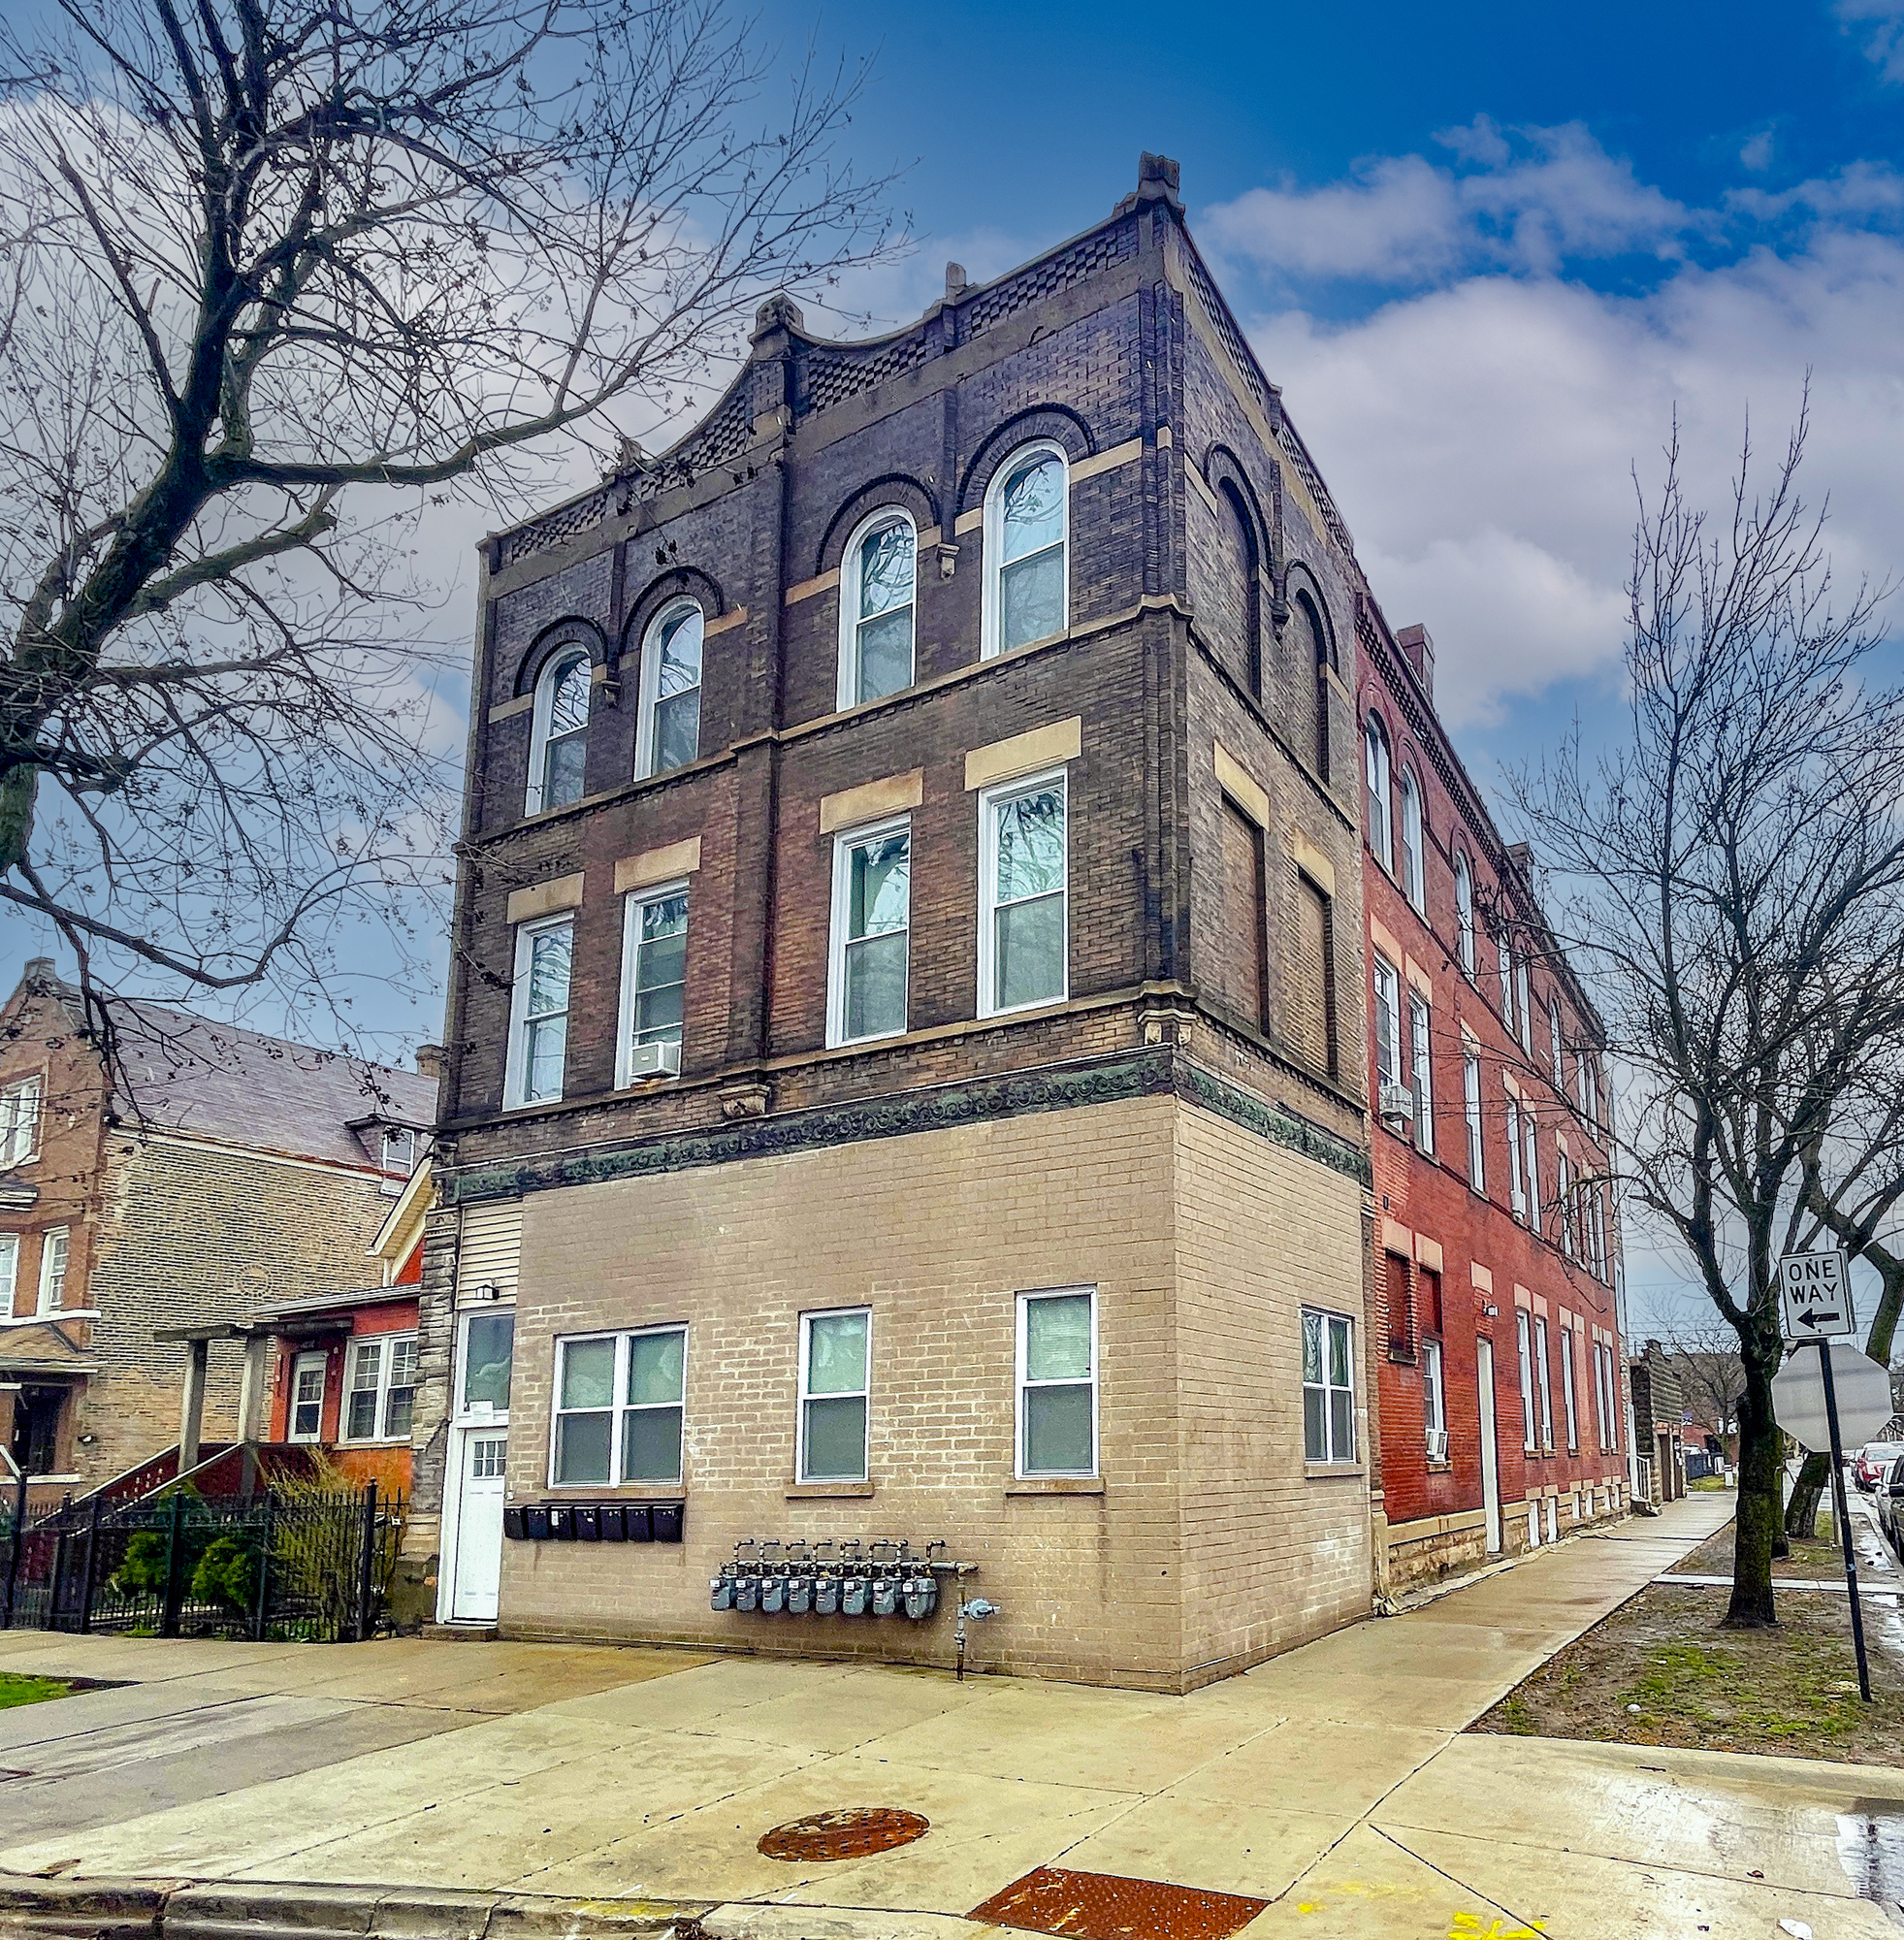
[0,1483,404,1642]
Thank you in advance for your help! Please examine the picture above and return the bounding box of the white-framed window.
[1560,1324,1579,1452]
[1524,1109,1541,1235]
[1453,853,1476,978]
[839,510,917,706]
[379,1126,416,1177]
[1548,997,1565,1088]
[1464,1051,1486,1191]
[1365,715,1394,872]
[1017,1288,1097,1477]
[1592,1182,1609,1280]
[287,1351,327,1442]
[458,1309,515,1417]
[984,442,1068,658]
[0,1232,16,1310]
[617,883,689,1084]
[525,647,592,816]
[1372,954,1404,1099]
[827,820,911,1046]
[1515,953,1533,1054]
[1399,766,1426,912]
[635,598,704,779]
[1517,1310,1536,1451]
[1505,1091,1527,1219]
[342,1332,418,1442]
[551,1326,687,1486]
[504,915,573,1108]
[36,1226,67,1314]
[1408,989,1435,1155]
[1534,1315,1553,1450]
[1424,1338,1447,1461]
[798,1307,870,1482]
[0,1077,42,1169]
[1556,1149,1575,1257]
[979,769,1068,1017]
[1303,1308,1357,1464]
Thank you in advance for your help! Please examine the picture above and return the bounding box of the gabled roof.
[7,959,436,1173]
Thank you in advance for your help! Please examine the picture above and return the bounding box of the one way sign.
[1779,1249,1857,1342]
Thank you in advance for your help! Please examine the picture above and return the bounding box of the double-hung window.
[1372,956,1404,1125]
[1399,767,1426,912]
[0,1077,42,1168]
[1423,1338,1447,1461]
[506,916,573,1107]
[1505,1091,1527,1219]
[1408,989,1435,1155]
[1556,1149,1574,1257]
[1523,1111,1541,1237]
[637,600,703,778]
[36,1226,67,1314]
[1365,716,1394,872]
[799,1309,870,1482]
[1464,1051,1486,1190]
[0,1233,16,1311]
[1515,955,1533,1054]
[1517,1309,1537,1451]
[288,1352,326,1442]
[343,1333,418,1441]
[980,771,1067,1016]
[828,821,910,1045]
[1549,998,1565,1088]
[526,648,591,815]
[552,1327,687,1486]
[619,885,689,1083]
[1534,1315,1553,1450]
[840,512,917,704]
[1303,1308,1357,1464]
[984,444,1068,657]
[1017,1289,1097,1476]
[1454,854,1476,978]
[1560,1325,1579,1451]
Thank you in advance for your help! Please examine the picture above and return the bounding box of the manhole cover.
[758,1807,930,1861]
[969,1865,1271,1940]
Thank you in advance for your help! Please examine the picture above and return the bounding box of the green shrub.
[190,1533,262,1617]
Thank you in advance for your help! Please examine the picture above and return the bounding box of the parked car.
[1878,1458,1904,1555]
[1853,1442,1904,1491]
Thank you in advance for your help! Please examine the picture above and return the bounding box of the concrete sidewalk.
[2,1491,1895,1938]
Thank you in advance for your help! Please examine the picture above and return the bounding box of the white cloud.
[1204,120,1692,289]
[1740,129,1776,174]
[1837,0,1904,81]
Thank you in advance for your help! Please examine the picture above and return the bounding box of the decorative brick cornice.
[442,1048,1370,1206]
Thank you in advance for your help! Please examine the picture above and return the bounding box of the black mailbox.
[599,1504,627,1542]
[625,1504,653,1542]
[575,1505,601,1542]
[548,1504,575,1540]
[503,1505,526,1541]
[525,1505,550,1541]
[652,1502,685,1543]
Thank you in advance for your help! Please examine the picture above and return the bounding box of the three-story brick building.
[415,157,1384,1689]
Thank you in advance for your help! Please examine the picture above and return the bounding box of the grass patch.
[1688,1474,1727,1491]
[0,1670,75,1710]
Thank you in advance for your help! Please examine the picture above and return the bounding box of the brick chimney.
[414,1044,445,1083]
[1396,624,1436,700]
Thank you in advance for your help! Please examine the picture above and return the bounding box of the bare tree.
[1651,1294,1746,1453]
[0,0,897,1058]
[1509,404,1904,1627]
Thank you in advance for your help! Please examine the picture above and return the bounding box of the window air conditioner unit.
[1379,1083,1415,1125]
[1425,1428,1448,1462]
[625,1040,682,1080]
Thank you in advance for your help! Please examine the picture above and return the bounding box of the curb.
[0,1876,711,1940]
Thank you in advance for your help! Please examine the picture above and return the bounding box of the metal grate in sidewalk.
[968,1865,1270,1940]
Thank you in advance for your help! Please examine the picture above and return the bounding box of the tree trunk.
[1726,1354,1781,1627]
[1785,1450,1829,1539]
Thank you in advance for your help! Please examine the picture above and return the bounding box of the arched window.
[1365,714,1394,872]
[984,442,1068,658]
[1453,851,1476,977]
[1399,766,1426,912]
[1302,596,1334,780]
[636,599,703,780]
[838,511,917,707]
[526,647,591,816]
[1219,480,1262,696]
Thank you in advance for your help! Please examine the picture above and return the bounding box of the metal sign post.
[1816,1341,1873,1703]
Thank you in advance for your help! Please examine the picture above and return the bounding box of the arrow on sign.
[1798,1307,1844,1328]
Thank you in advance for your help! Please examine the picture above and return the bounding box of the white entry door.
[1476,1337,1502,1555]
[450,1430,507,1621]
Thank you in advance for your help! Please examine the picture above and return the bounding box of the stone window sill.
[1425,1460,1454,1473]
[785,1480,874,1500]
[1004,1477,1105,1497]
[1306,1462,1367,1480]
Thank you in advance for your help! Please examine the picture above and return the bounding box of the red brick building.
[1356,619,1630,1594]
